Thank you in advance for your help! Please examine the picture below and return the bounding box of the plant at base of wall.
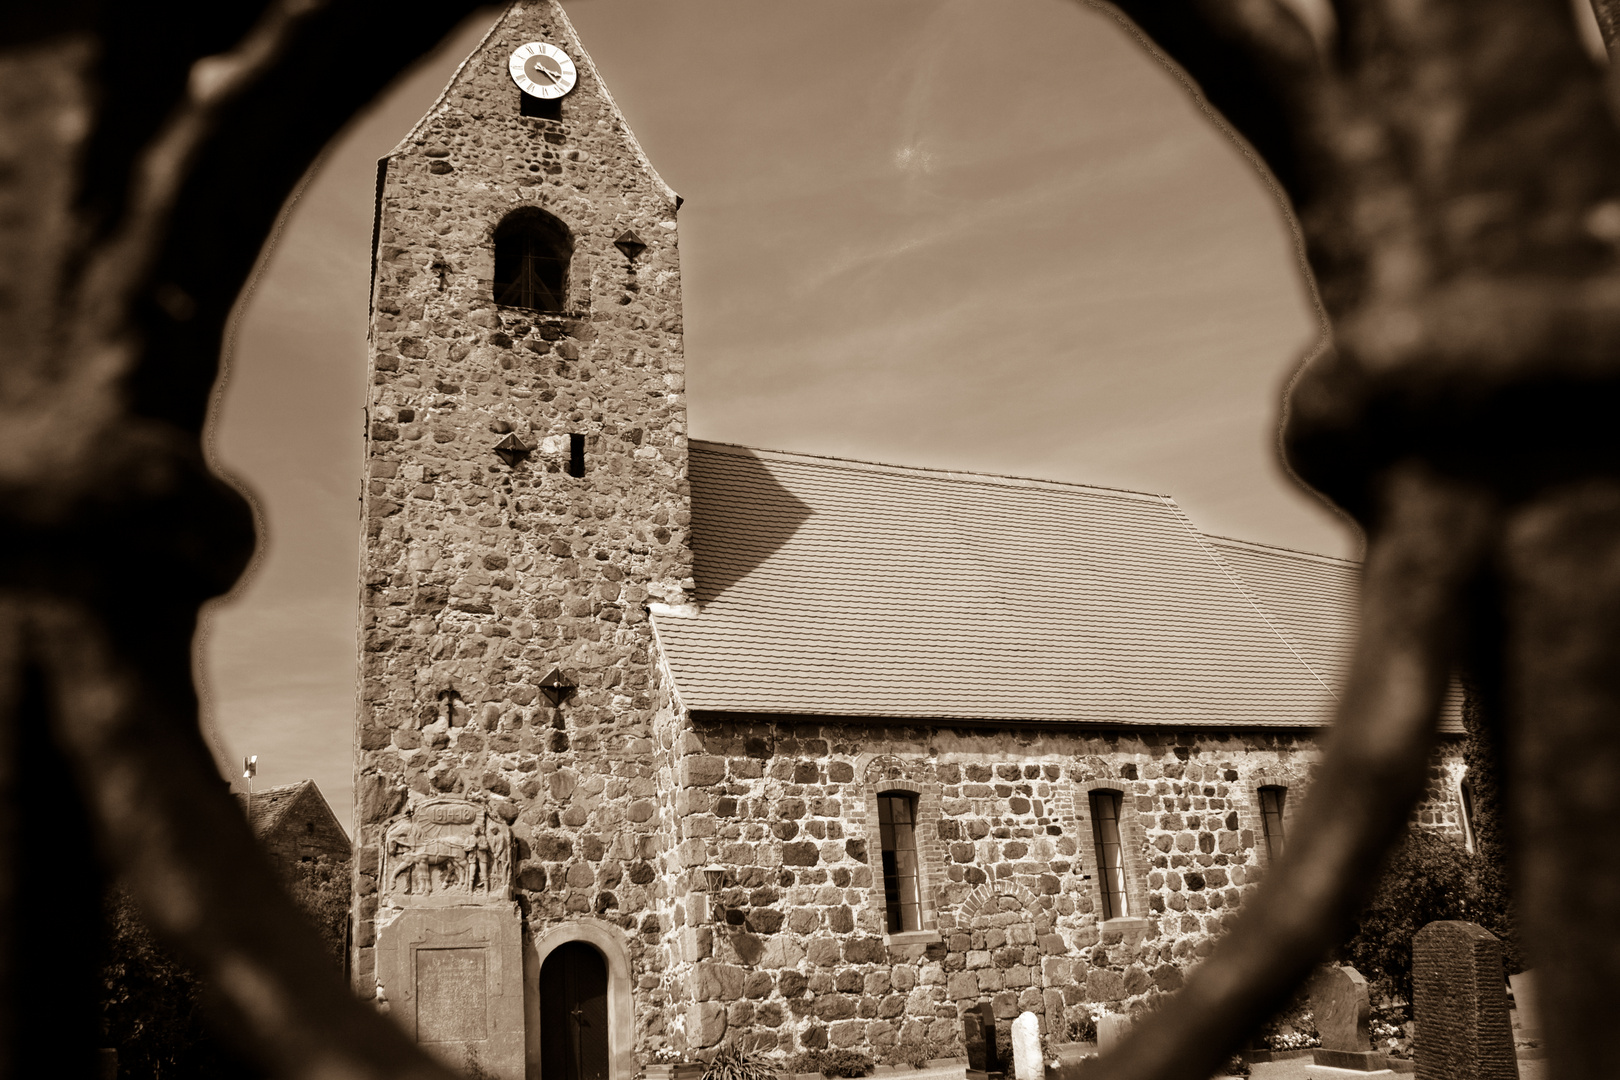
[873,1038,956,1069]
[786,1049,874,1078]
[702,1044,777,1080]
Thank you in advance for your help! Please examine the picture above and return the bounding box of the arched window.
[493,208,572,312]
[876,791,923,933]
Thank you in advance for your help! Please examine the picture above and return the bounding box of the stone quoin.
[348,4,1471,1077]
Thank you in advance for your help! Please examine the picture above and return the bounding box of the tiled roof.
[1205,537,1360,688]
[236,780,314,835]
[653,443,1347,727]
[1208,535,1465,733]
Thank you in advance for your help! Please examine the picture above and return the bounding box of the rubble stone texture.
[349,1,1476,1071]
[350,0,691,1019]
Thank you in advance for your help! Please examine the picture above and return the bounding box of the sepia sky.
[202,0,1353,829]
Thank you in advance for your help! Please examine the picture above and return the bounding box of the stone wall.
[350,1,692,1035]
[656,719,1467,1057]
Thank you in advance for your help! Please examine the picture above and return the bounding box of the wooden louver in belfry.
[493,211,571,312]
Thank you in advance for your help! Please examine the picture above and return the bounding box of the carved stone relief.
[381,798,513,906]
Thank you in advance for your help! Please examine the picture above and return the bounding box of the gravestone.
[1308,964,1389,1072]
[1507,970,1539,1042]
[1011,1012,1043,1080]
[965,1000,1003,1078]
[1413,921,1519,1080]
[374,798,524,1080]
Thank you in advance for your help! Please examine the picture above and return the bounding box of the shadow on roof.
[689,447,813,603]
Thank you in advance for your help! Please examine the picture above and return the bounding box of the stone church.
[349,5,1468,1078]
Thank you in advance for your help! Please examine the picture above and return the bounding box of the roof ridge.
[689,439,1173,502]
[1206,533,1360,567]
[1160,497,1341,702]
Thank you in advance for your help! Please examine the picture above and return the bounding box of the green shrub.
[786,1049,873,1077]
[874,1038,956,1068]
[1342,827,1480,1004]
[703,1044,777,1080]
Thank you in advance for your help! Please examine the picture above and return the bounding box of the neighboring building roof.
[235,780,351,861]
[652,442,1345,727]
[1208,535,1465,733]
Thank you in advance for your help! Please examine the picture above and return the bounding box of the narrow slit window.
[567,433,585,477]
[1459,775,1477,855]
[1259,786,1287,860]
[1089,790,1128,920]
[877,792,922,933]
[493,207,572,312]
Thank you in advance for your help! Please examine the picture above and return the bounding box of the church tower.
[351,5,692,1076]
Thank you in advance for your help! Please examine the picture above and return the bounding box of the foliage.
[786,1049,873,1078]
[99,887,267,1080]
[874,1037,955,1068]
[1066,1009,1097,1045]
[654,1047,694,1065]
[703,1044,778,1080]
[1342,827,1482,1005]
[1256,990,1318,1052]
[100,857,350,1078]
[1460,678,1523,974]
[281,856,353,969]
[1369,999,1416,1060]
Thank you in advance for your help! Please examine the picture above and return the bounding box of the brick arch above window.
[1245,765,1311,867]
[1074,780,1150,930]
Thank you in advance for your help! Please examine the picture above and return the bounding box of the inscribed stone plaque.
[416,948,489,1043]
[375,904,525,1080]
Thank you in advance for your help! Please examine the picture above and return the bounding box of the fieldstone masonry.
[350,2,1476,1074]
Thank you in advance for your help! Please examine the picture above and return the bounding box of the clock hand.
[529,62,560,84]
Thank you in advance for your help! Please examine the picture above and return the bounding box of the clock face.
[509,42,577,99]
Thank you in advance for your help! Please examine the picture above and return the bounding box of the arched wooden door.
[540,941,610,1080]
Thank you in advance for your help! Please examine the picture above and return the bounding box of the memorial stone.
[965,1000,1003,1078]
[1308,965,1389,1072]
[1507,970,1539,1042]
[1011,1012,1043,1080]
[374,798,524,1080]
[1413,921,1519,1080]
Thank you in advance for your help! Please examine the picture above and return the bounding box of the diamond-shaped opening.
[613,230,647,262]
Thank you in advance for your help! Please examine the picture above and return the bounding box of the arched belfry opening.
[539,941,609,1080]
[493,207,573,312]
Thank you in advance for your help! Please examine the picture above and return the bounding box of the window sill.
[1099,916,1149,943]
[882,929,942,947]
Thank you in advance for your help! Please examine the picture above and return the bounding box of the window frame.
[1459,771,1477,855]
[854,761,944,946]
[1077,781,1148,929]
[876,790,924,934]
[491,207,574,313]
[1089,789,1129,921]
[1258,785,1287,861]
